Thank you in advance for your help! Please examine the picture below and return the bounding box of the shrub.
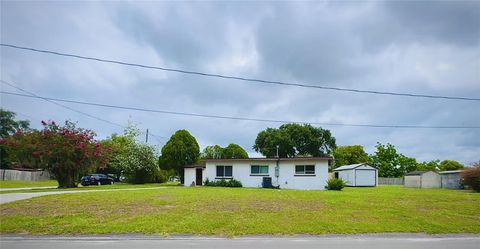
[118,142,163,184]
[461,164,480,192]
[204,178,242,188]
[325,178,346,190]
[225,178,242,187]
[152,168,168,183]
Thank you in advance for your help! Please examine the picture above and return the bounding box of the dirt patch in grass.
[247,198,325,212]
[195,196,325,213]
[1,199,175,217]
[157,193,174,200]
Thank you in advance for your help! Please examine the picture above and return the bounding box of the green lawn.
[0,182,181,194]
[0,186,478,236]
[0,180,58,188]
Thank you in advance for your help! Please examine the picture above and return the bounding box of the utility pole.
[145,129,149,143]
[275,145,280,180]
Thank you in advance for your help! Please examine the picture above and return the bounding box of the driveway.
[0,187,166,204]
[0,186,57,192]
[0,234,478,249]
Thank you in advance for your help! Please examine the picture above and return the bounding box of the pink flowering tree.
[1,120,111,188]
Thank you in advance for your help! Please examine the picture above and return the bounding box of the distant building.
[439,170,463,189]
[404,171,441,188]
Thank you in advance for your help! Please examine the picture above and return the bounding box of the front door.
[196,168,203,186]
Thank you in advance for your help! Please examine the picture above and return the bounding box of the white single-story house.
[184,157,332,190]
[333,163,378,187]
[404,171,441,188]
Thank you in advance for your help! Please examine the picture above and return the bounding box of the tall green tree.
[0,109,31,169]
[253,124,336,158]
[0,108,30,138]
[416,160,440,171]
[439,160,464,171]
[369,143,417,177]
[201,145,224,159]
[332,145,369,168]
[159,130,200,181]
[202,144,249,159]
[222,143,248,159]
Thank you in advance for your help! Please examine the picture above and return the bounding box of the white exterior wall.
[277,160,329,190]
[421,171,441,188]
[335,165,377,187]
[184,168,197,187]
[338,170,355,186]
[204,160,275,188]
[354,165,378,186]
[202,159,329,190]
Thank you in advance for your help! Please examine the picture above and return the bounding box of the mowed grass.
[0,180,58,188]
[0,186,479,236]
[0,182,181,194]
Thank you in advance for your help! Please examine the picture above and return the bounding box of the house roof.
[183,161,206,168]
[204,156,332,163]
[333,163,375,171]
[183,156,332,168]
[405,171,436,176]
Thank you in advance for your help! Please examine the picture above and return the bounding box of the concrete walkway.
[0,186,57,192]
[1,234,479,249]
[0,187,166,204]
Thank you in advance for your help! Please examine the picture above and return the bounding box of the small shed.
[439,170,463,189]
[333,163,378,187]
[404,171,441,188]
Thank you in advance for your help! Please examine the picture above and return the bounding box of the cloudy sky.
[1,1,479,164]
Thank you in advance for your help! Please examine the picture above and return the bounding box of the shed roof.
[333,163,375,171]
[439,170,463,174]
[405,171,437,176]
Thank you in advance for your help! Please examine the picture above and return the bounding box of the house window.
[251,165,269,175]
[295,165,315,175]
[216,165,232,178]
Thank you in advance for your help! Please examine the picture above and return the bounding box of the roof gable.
[334,163,375,171]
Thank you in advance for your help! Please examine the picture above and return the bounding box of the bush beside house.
[204,178,243,187]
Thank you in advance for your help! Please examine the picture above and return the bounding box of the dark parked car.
[81,174,114,186]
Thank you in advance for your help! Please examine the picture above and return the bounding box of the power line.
[1,80,124,128]
[2,43,479,102]
[1,80,166,144]
[2,90,479,129]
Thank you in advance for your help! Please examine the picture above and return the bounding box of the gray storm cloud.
[1,1,479,164]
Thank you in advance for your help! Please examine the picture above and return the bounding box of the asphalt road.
[1,235,478,249]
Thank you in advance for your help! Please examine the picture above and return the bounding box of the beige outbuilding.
[404,171,441,188]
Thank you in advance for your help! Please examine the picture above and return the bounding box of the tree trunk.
[56,171,78,188]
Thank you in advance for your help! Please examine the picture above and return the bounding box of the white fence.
[0,169,51,181]
[378,177,404,185]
